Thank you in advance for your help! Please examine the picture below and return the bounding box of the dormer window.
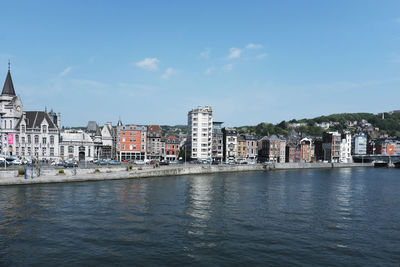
[21,125,26,133]
[42,125,47,133]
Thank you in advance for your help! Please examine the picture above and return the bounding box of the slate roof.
[2,70,16,96]
[16,111,58,129]
[87,121,99,133]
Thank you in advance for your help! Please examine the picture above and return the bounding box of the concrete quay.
[0,162,374,186]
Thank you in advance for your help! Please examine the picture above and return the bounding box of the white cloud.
[205,67,215,75]
[228,48,241,59]
[200,48,211,59]
[161,68,178,79]
[60,66,72,77]
[136,58,160,71]
[256,53,268,59]
[223,64,233,72]
[246,43,263,49]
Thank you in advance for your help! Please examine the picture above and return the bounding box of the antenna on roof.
[8,60,10,71]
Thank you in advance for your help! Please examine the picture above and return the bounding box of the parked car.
[159,160,169,166]
[12,159,23,165]
[0,160,11,167]
[108,160,121,165]
[64,160,78,168]
[135,160,145,165]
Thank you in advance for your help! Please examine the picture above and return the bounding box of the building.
[258,135,286,163]
[101,122,117,159]
[119,125,147,161]
[285,142,300,163]
[222,127,237,162]
[352,133,367,155]
[236,134,258,163]
[59,131,94,161]
[0,67,60,160]
[211,121,223,162]
[373,139,398,155]
[299,137,313,162]
[187,106,213,160]
[322,132,352,163]
[340,132,352,163]
[164,135,180,161]
[147,125,163,160]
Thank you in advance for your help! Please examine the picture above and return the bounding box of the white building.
[352,133,367,155]
[339,132,352,163]
[187,106,213,160]
[0,67,60,160]
[59,131,94,162]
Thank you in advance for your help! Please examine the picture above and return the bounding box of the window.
[21,125,26,133]
[15,135,19,144]
[68,146,74,153]
[34,135,39,144]
[27,135,31,144]
[21,147,25,156]
[21,137,25,143]
[60,146,64,155]
[50,136,54,144]
[122,138,126,142]
[50,147,54,156]
[42,137,47,144]
[10,120,12,129]
[42,125,47,133]
[42,147,46,156]
[122,144,125,150]
[28,147,31,156]
[130,145,133,150]
[34,147,39,156]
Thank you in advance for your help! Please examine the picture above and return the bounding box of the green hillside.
[236,111,400,138]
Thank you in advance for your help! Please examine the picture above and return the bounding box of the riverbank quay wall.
[0,162,374,186]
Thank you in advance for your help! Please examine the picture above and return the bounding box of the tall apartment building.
[187,106,213,160]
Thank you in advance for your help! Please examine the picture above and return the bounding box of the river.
[0,168,399,266]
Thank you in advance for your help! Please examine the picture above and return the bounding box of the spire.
[2,63,16,96]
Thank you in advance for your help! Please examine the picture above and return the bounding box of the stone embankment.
[0,162,374,186]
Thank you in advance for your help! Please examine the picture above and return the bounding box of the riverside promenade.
[0,162,373,186]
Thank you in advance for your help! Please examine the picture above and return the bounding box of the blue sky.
[1,0,400,127]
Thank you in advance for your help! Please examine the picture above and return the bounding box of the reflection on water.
[1,168,400,266]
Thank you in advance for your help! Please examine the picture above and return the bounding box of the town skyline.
[2,1,400,126]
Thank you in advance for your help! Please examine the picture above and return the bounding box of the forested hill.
[236,111,400,138]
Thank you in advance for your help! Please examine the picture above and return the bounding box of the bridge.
[352,154,400,164]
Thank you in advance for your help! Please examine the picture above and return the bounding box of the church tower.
[0,63,23,155]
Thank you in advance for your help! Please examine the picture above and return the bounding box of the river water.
[0,168,399,266]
